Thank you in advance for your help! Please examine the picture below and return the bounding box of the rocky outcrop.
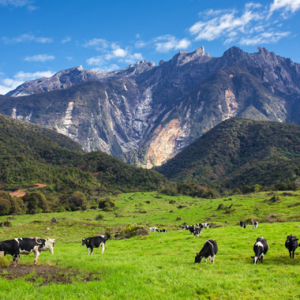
[2,46,300,168]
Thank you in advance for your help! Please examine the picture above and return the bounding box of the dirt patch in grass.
[0,265,100,286]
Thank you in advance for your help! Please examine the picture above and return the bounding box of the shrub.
[99,199,115,211]
[22,192,48,214]
[119,224,149,239]
[0,257,10,268]
[95,214,104,220]
[0,197,11,215]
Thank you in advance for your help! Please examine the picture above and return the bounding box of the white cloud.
[135,40,147,48]
[92,64,120,72]
[189,1,297,46]
[0,0,31,6]
[3,33,53,44]
[269,0,300,17]
[136,34,141,38]
[24,54,55,62]
[62,37,71,43]
[83,38,109,50]
[154,35,191,53]
[66,56,73,61]
[113,48,127,57]
[14,71,54,81]
[240,30,290,45]
[0,70,54,95]
[27,4,37,11]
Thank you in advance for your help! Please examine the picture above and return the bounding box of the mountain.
[0,114,167,194]
[2,46,300,168]
[155,118,300,188]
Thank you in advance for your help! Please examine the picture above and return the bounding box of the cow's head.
[45,238,56,254]
[195,253,202,263]
[82,238,87,245]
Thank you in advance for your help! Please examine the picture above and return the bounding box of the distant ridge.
[155,118,300,188]
[1,46,300,168]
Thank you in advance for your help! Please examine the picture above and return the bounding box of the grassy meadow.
[1,191,300,299]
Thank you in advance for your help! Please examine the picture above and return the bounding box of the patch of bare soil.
[0,265,100,285]
[8,183,48,198]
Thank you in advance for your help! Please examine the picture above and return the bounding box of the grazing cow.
[160,229,168,233]
[251,219,258,229]
[252,237,269,264]
[82,235,107,255]
[114,233,120,239]
[200,223,210,229]
[193,227,201,238]
[189,226,196,234]
[240,221,246,228]
[285,235,299,258]
[0,239,20,267]
[195,239,218,264]
[150,227,159,232]
[18,238,45,265]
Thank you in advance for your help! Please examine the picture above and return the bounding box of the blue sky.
[0,0,300,94]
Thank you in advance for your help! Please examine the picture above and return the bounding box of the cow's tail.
[35,237,42,244]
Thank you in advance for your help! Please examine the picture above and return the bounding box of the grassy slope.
[155,117,300,189]
[1,191,300,299]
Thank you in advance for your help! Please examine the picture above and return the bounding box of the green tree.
[0,197,11,215]
[23,192,48,214]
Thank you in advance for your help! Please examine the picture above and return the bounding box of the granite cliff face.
[2,46,300,168]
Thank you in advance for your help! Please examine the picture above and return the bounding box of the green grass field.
[1,191,300,299]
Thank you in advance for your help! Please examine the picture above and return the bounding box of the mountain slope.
[0,114,167,193]
[155,118,300,188]
[2,46,300,168]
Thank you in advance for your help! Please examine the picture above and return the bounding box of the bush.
[99,198,115,211]
[22,192,48,214]
[0,257,10,268]
[0,197,11,215]
[119,224,149,239]
[95,214,104,220]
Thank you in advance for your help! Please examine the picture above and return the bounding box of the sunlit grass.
[0,191,300,299]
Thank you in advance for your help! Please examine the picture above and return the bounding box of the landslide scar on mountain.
[146,119,183,168]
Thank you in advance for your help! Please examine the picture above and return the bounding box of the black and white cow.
[200,223,210,229]
[18,238,45,265]
[195,239,218,264]
[285,235,299,258]
[189,226,196,234]
[150,227,159,232]
[0,239,20,267]
[160,229,168,233]
[252,237,269,264]
[82,235,107,255]
[193,227,201,238]
[34,237,56,254]
[240,221,246,228]
[253,221,258,229]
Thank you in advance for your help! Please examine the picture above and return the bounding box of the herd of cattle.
[0,220,299,266]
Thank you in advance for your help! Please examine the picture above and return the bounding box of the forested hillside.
[155,118,300,189]
[0,114,167,195]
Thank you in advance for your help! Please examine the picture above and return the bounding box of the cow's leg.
[91,247,93,255]
[12,254,19,267]
[212,255,215,264]
[33,247,40,265]
[293,250,295,258]
[289,251,292,258]
[88,248,90,255]
[204,258,207,264]
[261,255,264,264]
[101,242,105,254]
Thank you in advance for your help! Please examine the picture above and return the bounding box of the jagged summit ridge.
[2,46,300,169]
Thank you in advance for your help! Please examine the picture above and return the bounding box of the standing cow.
[0,239,20,267]
[285,235,299,258]
[240,221,246,228]
[82,235,107,255]
[252,237,269,264]
[195,239,218,264]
